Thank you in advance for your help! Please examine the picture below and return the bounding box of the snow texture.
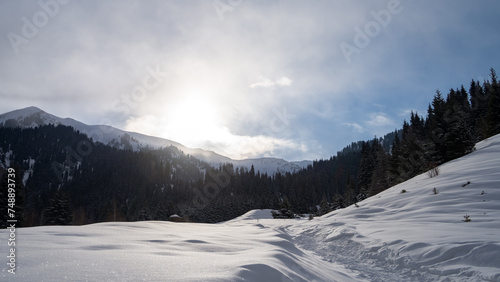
[1,128,500,281]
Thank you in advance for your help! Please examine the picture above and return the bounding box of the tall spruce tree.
[387,129,403,186]
[469,79,488,139]
[370,140,389,195]
[44,189,72,225]
[443,87,475,160]
[428,91,448,163]
[486,68,500,136]
[358,141,375,197]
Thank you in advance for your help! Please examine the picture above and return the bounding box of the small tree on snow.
[271,196,296,219]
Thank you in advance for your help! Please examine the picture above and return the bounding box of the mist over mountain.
[0,106,311,175]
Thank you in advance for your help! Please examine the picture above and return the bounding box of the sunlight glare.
[168,87,221,145]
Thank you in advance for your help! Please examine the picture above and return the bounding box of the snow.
[1,134,500,281]
[22,158,35,186]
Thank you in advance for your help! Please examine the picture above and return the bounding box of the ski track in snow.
[1,135,500,281]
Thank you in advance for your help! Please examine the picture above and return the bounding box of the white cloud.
[344,122,364,133]
[249,76,293,89]
[249,78,275,89]
[275,76,293,86]
[366,112,394,127]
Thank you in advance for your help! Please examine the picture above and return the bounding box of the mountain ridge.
[0,106,311,174]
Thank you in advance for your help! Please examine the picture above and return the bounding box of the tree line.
[358,68,499,200]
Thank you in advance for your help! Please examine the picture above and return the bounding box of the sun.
[168,89,221,145]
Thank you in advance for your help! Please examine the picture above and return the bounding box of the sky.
[1,0,499,161]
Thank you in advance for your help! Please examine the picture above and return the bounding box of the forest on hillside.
[0,68,499,225]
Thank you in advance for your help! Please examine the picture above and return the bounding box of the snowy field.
[2,134,500,281]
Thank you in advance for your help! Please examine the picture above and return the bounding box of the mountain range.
[0,106,311,174]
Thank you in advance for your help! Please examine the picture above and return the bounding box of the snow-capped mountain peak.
[0,107,311,174]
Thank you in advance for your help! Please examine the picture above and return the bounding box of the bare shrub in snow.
[427,163,440,178]
[463,214,471,222]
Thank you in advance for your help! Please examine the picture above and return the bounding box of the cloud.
[249,76,293,89]
[124,114,306,160]
[249,78,275,89]
[275,76,292,86]
[344,122,364,133]
[366,112,394,127]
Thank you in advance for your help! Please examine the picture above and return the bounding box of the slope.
[289,134,500,281]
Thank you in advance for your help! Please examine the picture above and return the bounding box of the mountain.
[2,134,499,281]
[0,106,311,174]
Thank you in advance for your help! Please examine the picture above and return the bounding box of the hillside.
[2,134,499,281]
[0,107,311,174]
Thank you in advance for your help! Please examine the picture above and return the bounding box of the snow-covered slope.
[289,134,500,281]
[2,134,499,281]
[0,107,311,174]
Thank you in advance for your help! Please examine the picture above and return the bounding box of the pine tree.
[44,189,72,225]
[318,195,331,216]
[396,118,430,180]
[428,90,448,163]
[469,79,488,139]
[443,87,475,161]
[370,141,389,195]
[358,141,375,196]
[271,196,296,219]
[387,129,403,185]
[486,68,500,136]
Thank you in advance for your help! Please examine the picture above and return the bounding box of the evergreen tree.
[486,68,500,136]
[469,79,488,139]
[44,189,72,225]
[271,196,296,219]
[318,195,331,216]
[398,121,423,178]
[443,87,475,161]
[387,129,403,185]
[358,141,375,196]
[428,90,447,163]
[370,141,389,195]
